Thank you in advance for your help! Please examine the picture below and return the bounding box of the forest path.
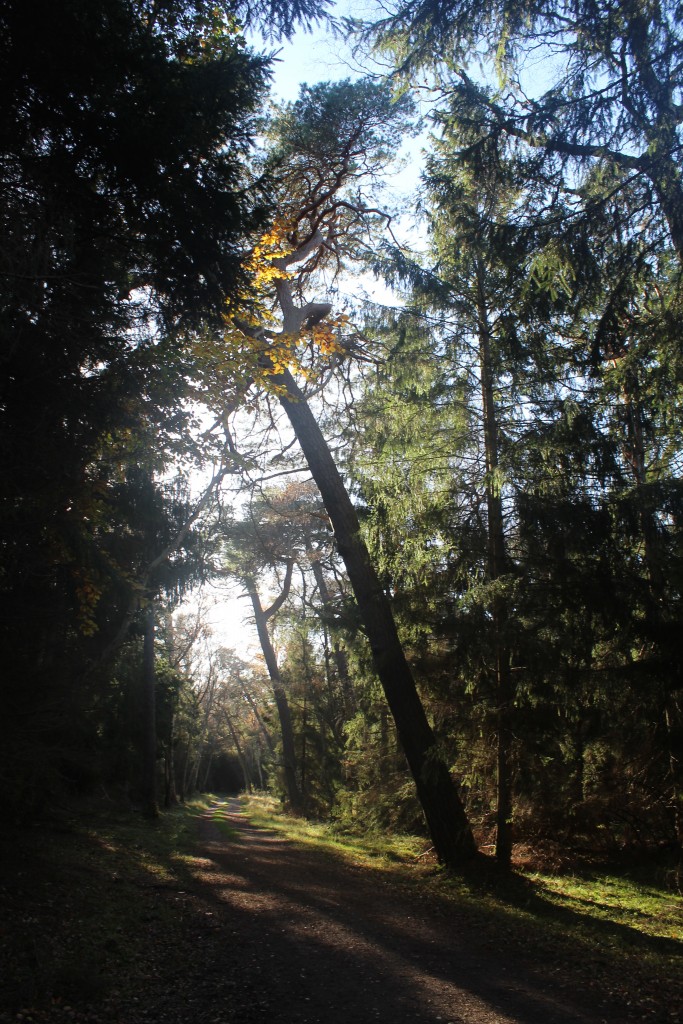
[174,799,617,1024]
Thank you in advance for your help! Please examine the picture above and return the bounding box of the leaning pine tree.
[217,81,477,867]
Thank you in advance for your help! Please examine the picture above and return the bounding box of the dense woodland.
[2,0,683,872]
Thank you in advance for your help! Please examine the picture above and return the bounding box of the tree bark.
[142,601,159,818]
[163,716,179,808]
[476,261,514,868]
[187,671,217,795]
[240,681,276,755]
[274,368,477,866]
[248,582,303,813]
[223,709,252,793]
[308,549,356,716]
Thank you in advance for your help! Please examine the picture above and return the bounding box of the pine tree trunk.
[142,601,159,819]
[248,585,303,813]
[477,263,513,868]
[275,369,477,867]
[308,552,356,716]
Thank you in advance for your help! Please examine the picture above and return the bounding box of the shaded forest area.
[2,0,683,879]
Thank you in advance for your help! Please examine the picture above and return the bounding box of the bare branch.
[262,558,295,620]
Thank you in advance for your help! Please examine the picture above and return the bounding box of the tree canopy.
[0,0,328,815]
[2,0,682,870]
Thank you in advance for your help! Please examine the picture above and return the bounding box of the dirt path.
[3,801,679,1024]
[150,800,625,1024]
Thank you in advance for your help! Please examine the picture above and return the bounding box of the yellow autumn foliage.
[203,224,355,401]
[306,314,350,356]
[247,217,296,289]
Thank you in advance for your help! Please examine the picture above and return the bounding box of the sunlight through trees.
[2,0,683,869]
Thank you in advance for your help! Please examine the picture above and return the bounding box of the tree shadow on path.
[161,799,680,1024]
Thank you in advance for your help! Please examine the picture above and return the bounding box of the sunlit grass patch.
[241,794,433,873]
[240,794,683,947]
[529,870,683,942]
[78,797,208,882]
[208,799,242,841]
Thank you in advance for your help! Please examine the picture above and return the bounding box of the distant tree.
[238,483,353,813]
[221,503,305,810]
[247,565,304,812]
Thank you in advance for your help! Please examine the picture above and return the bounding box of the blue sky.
[252,0,368,101]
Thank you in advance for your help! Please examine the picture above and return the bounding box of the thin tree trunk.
[181,739,196,800]
[163,711,179,808]
[188,670,217,795]
[240,682,276,754]
[476,262,514,868]
[142,601,159,819]
[255,741,266,790]
[223,710,252,793]
[274,368,477,867]
[187,752,200,796]
[200,745,214,792]
[664,700,683,845]
[308,551,356,716]
[248,582,303,813]
[301,698,308,814]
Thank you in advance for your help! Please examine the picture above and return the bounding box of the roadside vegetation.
[243,794,683,1018]
[1,795,681,1022]
[0,798,210,1020]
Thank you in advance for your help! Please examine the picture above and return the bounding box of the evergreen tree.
[363,0,683,261]
[0,0,328,815]
[348,79,683,852]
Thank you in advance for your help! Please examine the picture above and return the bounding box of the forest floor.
[1,797,682,1024]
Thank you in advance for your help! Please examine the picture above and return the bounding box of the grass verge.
[242,793,428,870]
[242,793,683,1022]
[0,796,214,1016]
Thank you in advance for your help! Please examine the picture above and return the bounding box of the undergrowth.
[0,796,213,1015]
[242,793,681,934]
[242,792,426,870]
